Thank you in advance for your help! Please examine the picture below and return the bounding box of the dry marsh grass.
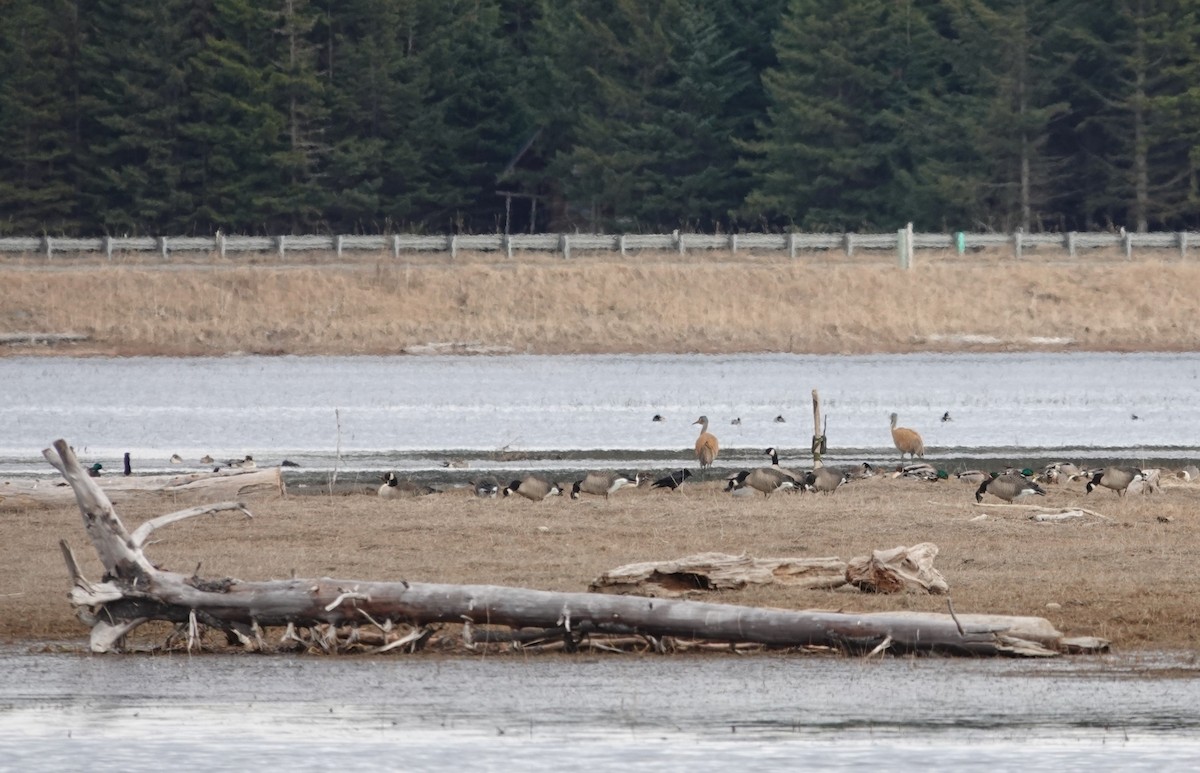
[2,254,1200,355]
[4,475,1199,651]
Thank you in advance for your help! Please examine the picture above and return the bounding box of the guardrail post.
[787,232,796,259]
[504,234,513,259]
[1123,230,1132,259]
[897,223,913,270]
[619,234,626,257]
[217,232,226,259]
[277,235,286,259]
[335,235,344,259]
[43,236,53,260]
[844,233,854,257]
[104,236,114,261]
[1014,228,1023,260]
[449,234,457,259]
[1066,232,1076,258]
[676,230,685,255]
[729,233,738,254]
[159,236,169,259]
[392,234,401,259]
[1179,231,1188,260]
[560,234,571,260]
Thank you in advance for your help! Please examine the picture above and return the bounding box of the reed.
[2,256,1200,355]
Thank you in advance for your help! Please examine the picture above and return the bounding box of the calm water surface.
[2,650,1199,771]
[2,352,1198,479]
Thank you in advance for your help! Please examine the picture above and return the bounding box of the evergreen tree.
[742,0,957,231]
[0,1,75,233]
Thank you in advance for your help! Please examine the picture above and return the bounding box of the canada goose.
[846,462,875,479]
[503,476,561,502]
[806,466,850,494]
[889,413,925,461]
[472,477,500,498]
[200,454,214,465]
[571,471,639,500]
[1085,466,1144,497]
[87,462,103,478]
[955,469,990,486]
[693,416,719,472]
[378,471,436,498]
[975,473,1046,503]
[651,469,692,492]
[169,454,183,464]
[724,468,796,498]
[762,447,805,484]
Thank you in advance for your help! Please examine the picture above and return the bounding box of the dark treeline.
[1,0,1197,237]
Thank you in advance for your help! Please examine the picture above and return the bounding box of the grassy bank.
[2,254,1199,356]
[4,474,1198,651]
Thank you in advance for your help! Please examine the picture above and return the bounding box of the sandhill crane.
[975,473,1046,503]
[693,416,719,473]
[889,413,925,461]
[1085,466,1144,497]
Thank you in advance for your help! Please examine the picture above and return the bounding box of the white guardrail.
[0,230,1195,262]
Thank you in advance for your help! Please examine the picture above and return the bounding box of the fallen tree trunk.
[588,552,849,596]
[45,439,1107,658]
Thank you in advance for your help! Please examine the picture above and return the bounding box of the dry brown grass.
[2,252,1200,355]
[4,475,1199,651]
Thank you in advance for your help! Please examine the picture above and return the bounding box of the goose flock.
[367,411,1192,504]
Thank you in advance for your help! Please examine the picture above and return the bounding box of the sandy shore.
[4,470,1199,652]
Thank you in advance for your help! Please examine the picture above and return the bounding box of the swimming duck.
[87,462,103,478]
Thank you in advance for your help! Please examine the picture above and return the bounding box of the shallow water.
[1,650,1199,771]
[2,353,1198,481]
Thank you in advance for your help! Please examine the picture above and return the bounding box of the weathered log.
[588,552,848,597]
[45,439,1106,657]
[2,465,284,508]
[845,543,949,594]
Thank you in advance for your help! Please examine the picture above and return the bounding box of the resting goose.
[975,473,1046,503]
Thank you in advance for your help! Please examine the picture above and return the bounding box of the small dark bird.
[774,415,786,423]
[941,411,952,422]
[281,459,300,467]
[730,417,741,426]
[1131,414,1140,421]
[652,414,665,422]
[651,469,692,492]
[87,462,103,478]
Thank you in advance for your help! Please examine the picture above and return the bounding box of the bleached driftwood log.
[46,439,1106,658]
[588,552,848,597]
[2,465,284,508]
[845,543,949,594]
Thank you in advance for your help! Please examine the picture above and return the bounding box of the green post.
[955,231,966,255]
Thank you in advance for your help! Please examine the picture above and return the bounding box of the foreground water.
[2,650,1199,772]
[2,352,1198,481]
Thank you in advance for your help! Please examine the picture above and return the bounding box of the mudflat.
[4,471,1198,651]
